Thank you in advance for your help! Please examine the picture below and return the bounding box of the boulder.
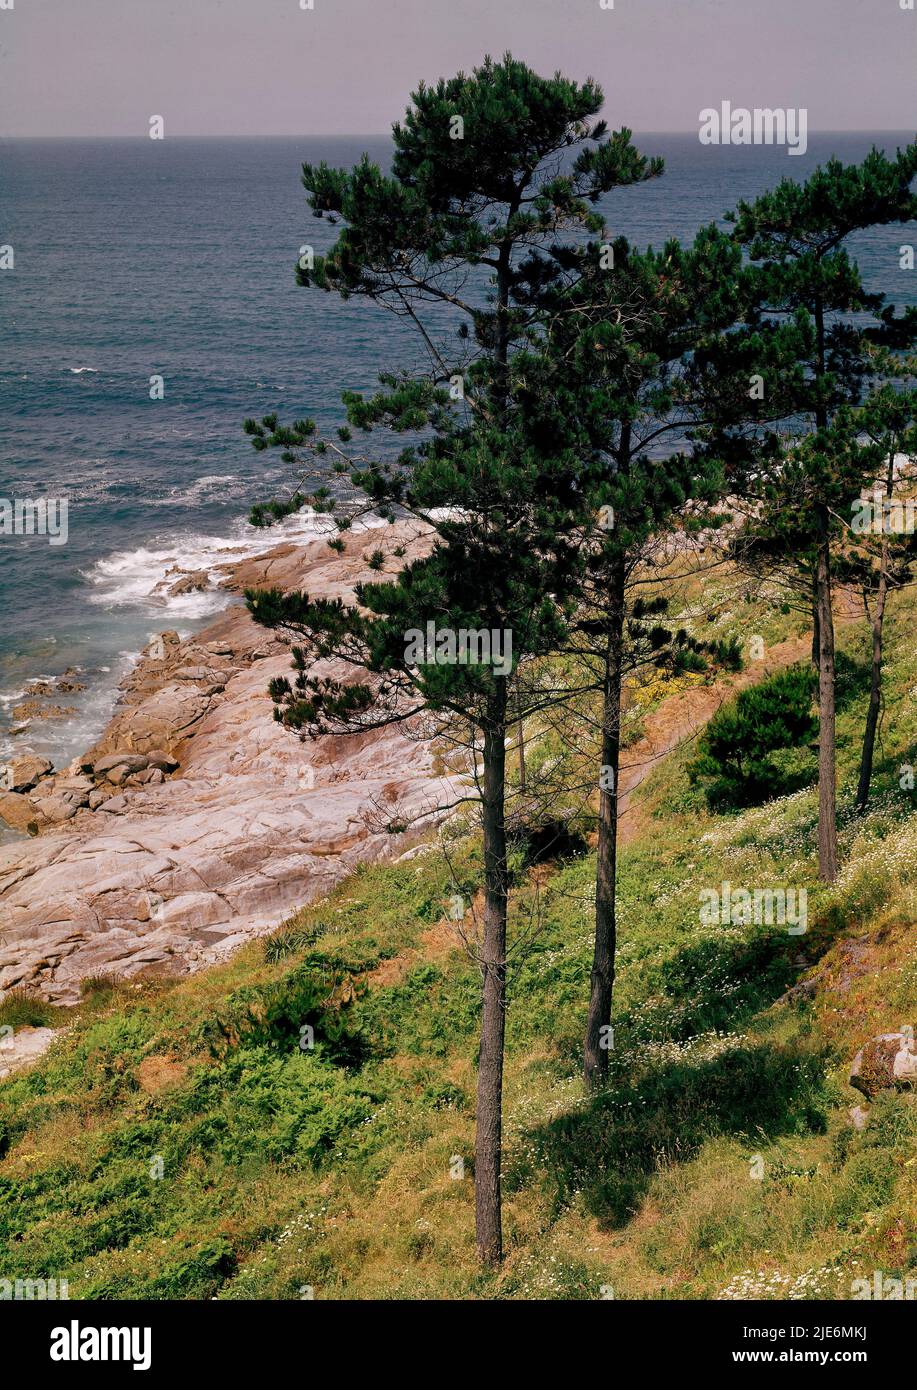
[55,775,93,795]
[129,768,164,787]
[93,752,150,777]
[850,1031,917,1098]
[168,570,211,596]
[2,755,53,793]
[59,787,91,809]
[145,631,181,657]
[10,700,75,723]
[106,764,136,786]
[0,792,41,834]
[174,666,220,683]
[146,750,179,772]
[88,685,210,756]
[32,794,78,824]
[171,668,225,696]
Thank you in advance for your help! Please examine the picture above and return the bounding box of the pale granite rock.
[0,521,461,1003]
[0,1025,60,1079]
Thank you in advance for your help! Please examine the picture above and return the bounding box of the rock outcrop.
[0,521,461,1003]
[0,1025,60,1080]
[849,1030,917,1098]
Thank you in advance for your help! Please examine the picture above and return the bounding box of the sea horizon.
[2,127,914,140]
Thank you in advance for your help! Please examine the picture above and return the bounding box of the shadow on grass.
[835,650,872,713]
[550,925,821,1072]
[516,1040,828,1228]
[644,926,803,1037]
[855,740,917,808]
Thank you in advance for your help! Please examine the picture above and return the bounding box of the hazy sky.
[1,0,915,137]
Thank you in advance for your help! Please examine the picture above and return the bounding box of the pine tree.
[527,224,796,1088]
[298,52,662,427]
[727,144,917,881]
[245,370,594,1266]
[246,54,664,1259]
[833,384,917,808]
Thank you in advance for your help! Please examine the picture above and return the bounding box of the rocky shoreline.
[0,520,460,1003]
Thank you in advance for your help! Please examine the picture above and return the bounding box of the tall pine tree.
[728,144,917,880]
[245,53,664,1261]
[245,365,593,1265]
[526,224,799,1087]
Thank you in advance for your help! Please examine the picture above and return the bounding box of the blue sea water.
[0,133,915,796]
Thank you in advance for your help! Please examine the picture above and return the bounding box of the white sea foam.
[0,651,139,770]
[0,507,393,777]
[84,506,387,618]
[0,669,59,718]
[155,474,246,507]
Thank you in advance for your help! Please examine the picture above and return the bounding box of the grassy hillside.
[1,583,915,1301]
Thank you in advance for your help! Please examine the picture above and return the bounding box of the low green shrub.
[688,664,818,809]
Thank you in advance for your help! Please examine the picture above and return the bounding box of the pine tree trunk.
[810,569,820,670]
[475,703,509,1266]
[810,304,838,882]
[815,517,838,883]
[856,453,894,811]
[584,559,626,1089]
[855,577,887,813]
[472,211,517,1267]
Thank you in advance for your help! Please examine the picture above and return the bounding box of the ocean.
[1,133,915,827]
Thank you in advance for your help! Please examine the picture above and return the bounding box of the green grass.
[0,989,60,1031]
[0,587,915,1300]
